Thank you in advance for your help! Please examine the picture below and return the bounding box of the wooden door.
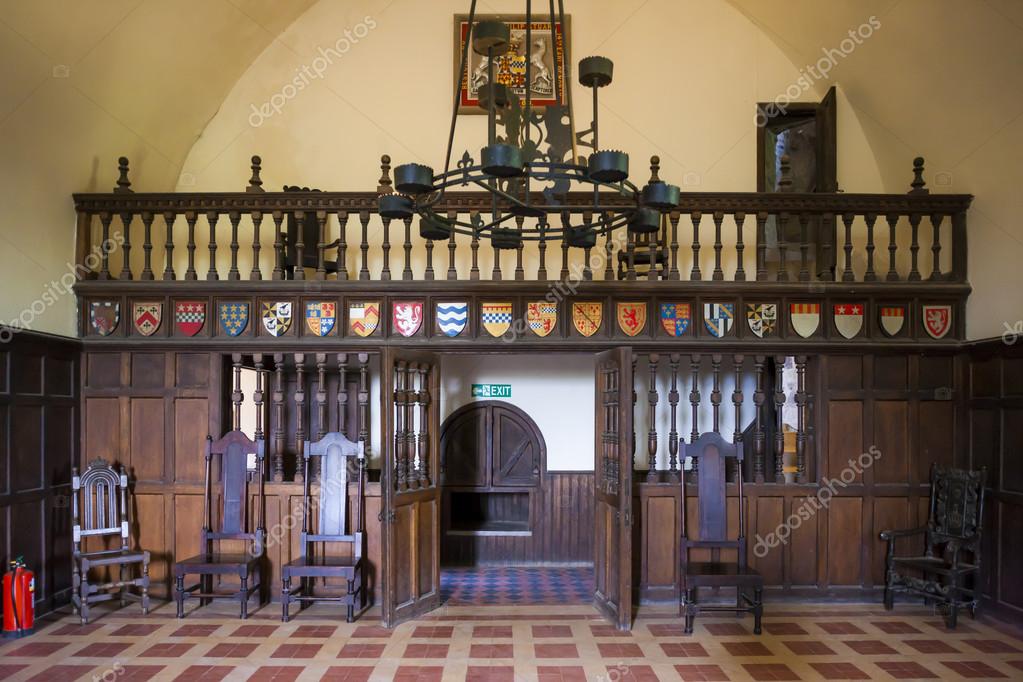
[381,349,442,626]
[593,348,633,630]
[439,401,544,488]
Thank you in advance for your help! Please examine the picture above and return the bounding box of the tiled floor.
[440,567,594,605]
[2,600,1022,681]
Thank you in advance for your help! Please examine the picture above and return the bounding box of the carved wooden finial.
[114,156,133,193]
[377,154,393,194]
[909,156,929,194]
[777,154,793,192]
[247,155,264,193]
[649,155,661,183]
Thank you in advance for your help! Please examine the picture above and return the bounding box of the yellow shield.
[481,302,513,337]
[526,301,558,337]
[572,302,602,337]
[616,302,647,337]
[349,301,380,337]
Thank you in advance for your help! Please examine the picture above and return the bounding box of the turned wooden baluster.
[114,156,133,194]
[406,363,419,489]
[272,353,285,482]
[469,210,480,280]
[358,210,371,281]
[820,212,836,281]
[294,353,307,483]
[227,210,241,280]
[231,353,243,431]
[689,211,702,280]
[752,355,766,483]
[885,213,899,281]
[908,213,922,281]
[688,354,701,481]
[538,218,549,280]
[712,211,724,281]
[798,213,810,282]
[424,222,436,281]
[337,354,348,434]
[394,360,408,492]
[732,354,744,482]
[841,213,855,282]
[250,211,263,280]
[119,211,134,280]
[403,216,414,280]
[647,220,659,282]
[336,210,349,280]
[560,212,570,281]
[271,210,285,280]
[795,355,808,483]
[447,210,458,280]
[162,211,176,280]
[646,354,659,482]
[710,354,722,433]
[314,353,329,481]
[773,355,786,483]
[864,212,877,281]
[206,210,219,281]
[246,155,264,193]
[776,213,790,282]
[380,217,392,281]
[315,211,328,280]
[98,212,113,279]
[418,364,432,487]
[929,213,943,280]
[140,211,154,280]
[253,353,265,471]
[358,353,370,457]
[631,355,638,470]
[602,213,614,280]
[492,234,503,281]
[582,211,593,281]
[734,212,746,281]
[668,211,681,280]
[667,354,680,481]
[755,211,768,281]
[515,215,526,281]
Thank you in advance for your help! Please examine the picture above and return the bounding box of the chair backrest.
[301,432,365,555]
[680,432,746,565]
[202,430,266,554]
[927,465,986,551]
[72,458,131,551]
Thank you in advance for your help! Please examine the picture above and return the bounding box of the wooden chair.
[71,458,150,624]
[680,432,763,634]
[173,431,266,619]
[881,465,986,628]
[282,432,367,622]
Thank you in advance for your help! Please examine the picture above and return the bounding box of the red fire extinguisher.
[3,557,34,638]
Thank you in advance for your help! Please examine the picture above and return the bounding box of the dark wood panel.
[918,401,954,481]
[873,401,908,484]
[827,356,862,390]
[11,404,43,491]
[827,401,863,482]
[130,398,165,482]
[827,496,862,585]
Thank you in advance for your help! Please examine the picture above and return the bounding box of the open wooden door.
[593,347,633,630]
[381,349,442,627]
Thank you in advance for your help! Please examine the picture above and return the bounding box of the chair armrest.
[879,526,926,541]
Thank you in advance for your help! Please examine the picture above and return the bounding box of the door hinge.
[377,510,396,524]
[623,509,633,527]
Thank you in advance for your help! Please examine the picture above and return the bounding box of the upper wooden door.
[381,349,442,627]
[593,348,634,630]
[439,401,544,488]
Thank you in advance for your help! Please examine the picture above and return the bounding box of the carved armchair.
[679,432,763,634]
[71,459,150,624]
[281,432,367,622]
[880,465,986,628]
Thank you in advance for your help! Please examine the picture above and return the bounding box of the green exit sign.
[472,383,511,398]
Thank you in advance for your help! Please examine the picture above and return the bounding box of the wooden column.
[752,355,766,483]
[688,354,701,481]
[294,353,307,483]
[646,354,659,482]
[773,355,785,483]
[272,354,285,482]
[668,353,680,481]
[795,355,808,483]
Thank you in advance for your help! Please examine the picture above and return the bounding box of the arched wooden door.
[439,401,545,488]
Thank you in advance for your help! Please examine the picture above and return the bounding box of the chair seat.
[684,562,764,588]
[174,552,260,575]
[892,556,978,576]
[77,548,149,566]
[283,555,360,579]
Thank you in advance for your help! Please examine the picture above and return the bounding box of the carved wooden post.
[646,354,659,482]
[753,356,766,483]
[773,355,786,483]
[864,213,877,281]
[795,355,808,483]
[668,211,680,280]
[271,210,285,280]
[358,353,370,459]
[929,213,943,280]
[228,210,241,281]
[841,213,855,282]
[776,212,789,282]
[712,211,724,281]
[515,214,526,281]
[734,212,746,281]
[250,211,263,280]
[314,353,328,481]
[294,353,306,483]
[668,354,680,481]
[732,354,744,483]
[206,210,219,281]
[98,212,113,280]
[253,354,265,468]
[689,211,702,280]
[336,210,349,280]
[246,155,264,193]
[162,211,176,280]
[394,360,408,492]
[470,210,481,280]
[447,211,458,280]
[755,211,768,281]
[337,353,348,434]
[560,212,570,281]
[908,213,922,281]
[272,354,285,482]
[688,354,701,481]
[602,213,613,280]
[315,210,328,280]
[358,210,370,281]
[406,363,420,490]
[631,354,638,470]
[418,363,432,487]
[425,228,435,280]
[538,218,549,280]
[119,211,134,280]
[710,354,722,434]
[231,353,243,432]
[140,211,154,280]
[403,216,414,280]
[798,213,810,282]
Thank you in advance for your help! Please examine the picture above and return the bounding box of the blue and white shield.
[436,302,468,337]
[703,303,734,338]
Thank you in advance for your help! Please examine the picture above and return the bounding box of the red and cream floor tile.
[1,601,1021,680]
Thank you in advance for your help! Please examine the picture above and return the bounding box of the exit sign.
[471,383,511,398]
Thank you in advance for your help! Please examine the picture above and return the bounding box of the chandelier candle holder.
[379,0,680,250]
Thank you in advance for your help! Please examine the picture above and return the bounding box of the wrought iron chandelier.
[378,0,681,250]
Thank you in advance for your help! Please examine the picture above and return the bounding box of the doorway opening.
[438,392,593,606]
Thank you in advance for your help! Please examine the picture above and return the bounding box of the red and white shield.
[393,301,423,337]
[923,304,952,339]
[880,306,905,337]
[833,303,863,339]
[175,301,206,337]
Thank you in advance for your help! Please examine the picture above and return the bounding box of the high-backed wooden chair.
[282,432,366,622]
[881,465,986,628]
[71,458,150,624]
[173,431,266,619]
[680,432,763,634]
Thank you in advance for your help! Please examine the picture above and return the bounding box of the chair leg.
[71,561,80,617]
[753,588,763,635]
[684,588,696,635]
[347,579,356,623]
[79,578,90,625]
[175,574,185,618]
[240,574,249,620]
[947,601,959,629]
[141,560,150,615]
[119,563,128,607]
[883,582,894,610]
[282,577,291,623]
